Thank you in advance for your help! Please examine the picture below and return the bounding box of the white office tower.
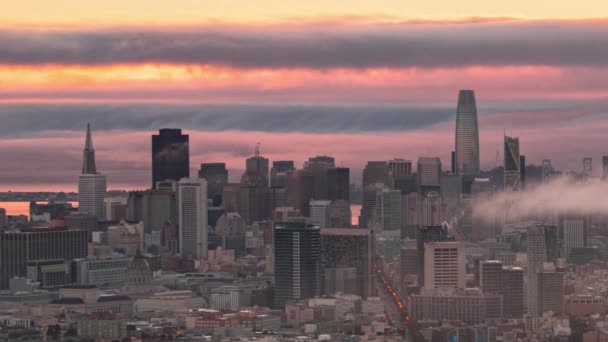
[178,178,208,261]
[526,225,547,316]
[310,200,331,229]
[424,242,465,289]
[78,123,107,221]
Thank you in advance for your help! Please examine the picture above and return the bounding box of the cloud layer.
[474,177,608,224]
[1,21,608,68]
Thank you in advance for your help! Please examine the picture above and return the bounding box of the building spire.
[82,123,97,174]
[85,123,94,151]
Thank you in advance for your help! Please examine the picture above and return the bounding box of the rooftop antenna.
[255,142,261,158]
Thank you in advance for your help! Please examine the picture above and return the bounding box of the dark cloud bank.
[1,21,608,68]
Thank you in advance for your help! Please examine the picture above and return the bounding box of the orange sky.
[2,0,606,27]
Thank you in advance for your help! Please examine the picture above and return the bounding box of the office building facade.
[274,221,321,309]
[198,163,228,206]
[417,157,442,194]
[152,129,189,188]
[424,242,465,289]
[321,228,374,298]
[270,161,295,188]
[327,167,350,202]
[0,229,88,289]
[178,178,208,260]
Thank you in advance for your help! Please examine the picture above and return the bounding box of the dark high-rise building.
[327,167,350,202]
[362,161,390,189]
[237,172,267,224]
[416,224,449,286]
[304,156,335,200]
[0,228,88,289]
[198,163,228,206]
[603,156,608,180]
[504,135,521,191]
[479,260,524,318]
[543,225,559,263]
[502,266,524,318]
[286,170,315,216]
[538,270,564,315]
[454,90,480,177]
[274,221,321,309]
[321,228,374,298]
[152,129,189,188]
[479,260,502,295]
[127,190,177,234]
[246,145,269,188]
[270,161,295,188]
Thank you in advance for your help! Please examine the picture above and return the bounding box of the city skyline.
[1,97,606,191]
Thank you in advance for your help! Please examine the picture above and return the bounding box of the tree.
[46,324,61,341]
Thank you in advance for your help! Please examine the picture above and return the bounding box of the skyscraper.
[286,170,315,216]
[78,124,106,220]
[321,228,374,298]
[504,135,521,191]
[603,156,608,180]
[198,163,228,206]
[152,129,190,188]
[417,157,442,194]
[372,189,402,231]
[237,172,267,224]
[424,241,465,289]
[304,155,335,200]
[502,266,524,318]
[416,225,449,286]
[454,90,480,177]
[178,178,208,261]
[270,160,295,188]
[310,200,332,229]
[388,159,412,177]
[560,215,588,259]
[538,268,565,315]
[362,161,390,189]
[274,221,321,309]
[527,225,547,316]
[246,144,269,188]
[327,167,350,202]
[479,260,502,295]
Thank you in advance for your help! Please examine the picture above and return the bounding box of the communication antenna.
[255,142,261,157]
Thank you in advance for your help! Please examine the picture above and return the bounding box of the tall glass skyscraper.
[152,129,190,189]
[504,135,521,191]
[455,90,480,177]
